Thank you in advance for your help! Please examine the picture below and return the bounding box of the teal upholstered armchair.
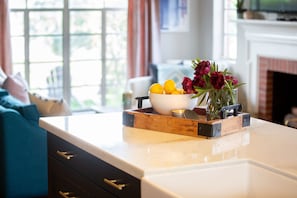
[0,89,48,198]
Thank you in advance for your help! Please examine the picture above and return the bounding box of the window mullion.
[63,0,71,103]
[101,9,106,106]
[24,9,30,85]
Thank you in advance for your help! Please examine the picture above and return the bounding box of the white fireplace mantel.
[235,19,297,116]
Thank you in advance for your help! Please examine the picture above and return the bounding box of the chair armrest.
[127,76,152,108]
[0,108,48,197]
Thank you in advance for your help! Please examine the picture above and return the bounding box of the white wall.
[160,0,215,62]
[197,0,214,60]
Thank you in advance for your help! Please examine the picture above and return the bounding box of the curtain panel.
[127,0,161,79]
[0,0,12,74]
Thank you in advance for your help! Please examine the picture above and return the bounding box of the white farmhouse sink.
[142,160,297,198]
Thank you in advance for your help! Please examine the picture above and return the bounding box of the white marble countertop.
[40,112,297,179]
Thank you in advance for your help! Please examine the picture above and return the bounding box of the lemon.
[171,89,180,94]
[164,79,176,94]
[149,83,164,94]
[177,88,185,94]
[171,88,184,95]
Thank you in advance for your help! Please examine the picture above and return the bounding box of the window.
[223,0,237,60]
[9,0,128,111]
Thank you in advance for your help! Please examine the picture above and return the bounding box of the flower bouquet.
[182,58,244,120]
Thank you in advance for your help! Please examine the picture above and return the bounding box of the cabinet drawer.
[49,157,115,198]
[48,133,140,198]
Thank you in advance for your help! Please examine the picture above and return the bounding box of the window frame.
[223,0,237,61]
[212,0,237,62]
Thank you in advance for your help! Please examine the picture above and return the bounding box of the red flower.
[210,72,225,90]
[194,60,210,76]
[226,75,239,85]
[193,75,206,88]
[182,77,194,94]
[225,75,238,85]
[181,59,243,97]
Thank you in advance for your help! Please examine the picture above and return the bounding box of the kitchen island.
[40,112,297,197]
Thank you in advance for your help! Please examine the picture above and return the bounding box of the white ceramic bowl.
[149,93,198,115]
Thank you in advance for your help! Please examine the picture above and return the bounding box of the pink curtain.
[127,0,161,78]
[0,0,12,75]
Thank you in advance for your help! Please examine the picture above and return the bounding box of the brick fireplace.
[258,57,297,123]
[236,19,297,120]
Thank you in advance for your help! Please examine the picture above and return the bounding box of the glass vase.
[206,89,237,121]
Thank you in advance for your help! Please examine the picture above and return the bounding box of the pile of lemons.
[149,79,185,95]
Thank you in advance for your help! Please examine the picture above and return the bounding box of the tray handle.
[220,104,242,119]
[135,96,149,109]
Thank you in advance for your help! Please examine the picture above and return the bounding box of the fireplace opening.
[272,72,297,125]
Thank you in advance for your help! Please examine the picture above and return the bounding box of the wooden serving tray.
[122,108,250,138]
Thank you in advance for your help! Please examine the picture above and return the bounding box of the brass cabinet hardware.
[103,178,126,190]
[58,190,78,198]
[56,150,74,160]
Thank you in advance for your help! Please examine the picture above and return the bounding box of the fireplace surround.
[235,19,297,123]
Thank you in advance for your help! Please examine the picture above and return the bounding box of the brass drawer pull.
[58,190,78,198]
[104,178,126,190]
[56,150,74,160]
